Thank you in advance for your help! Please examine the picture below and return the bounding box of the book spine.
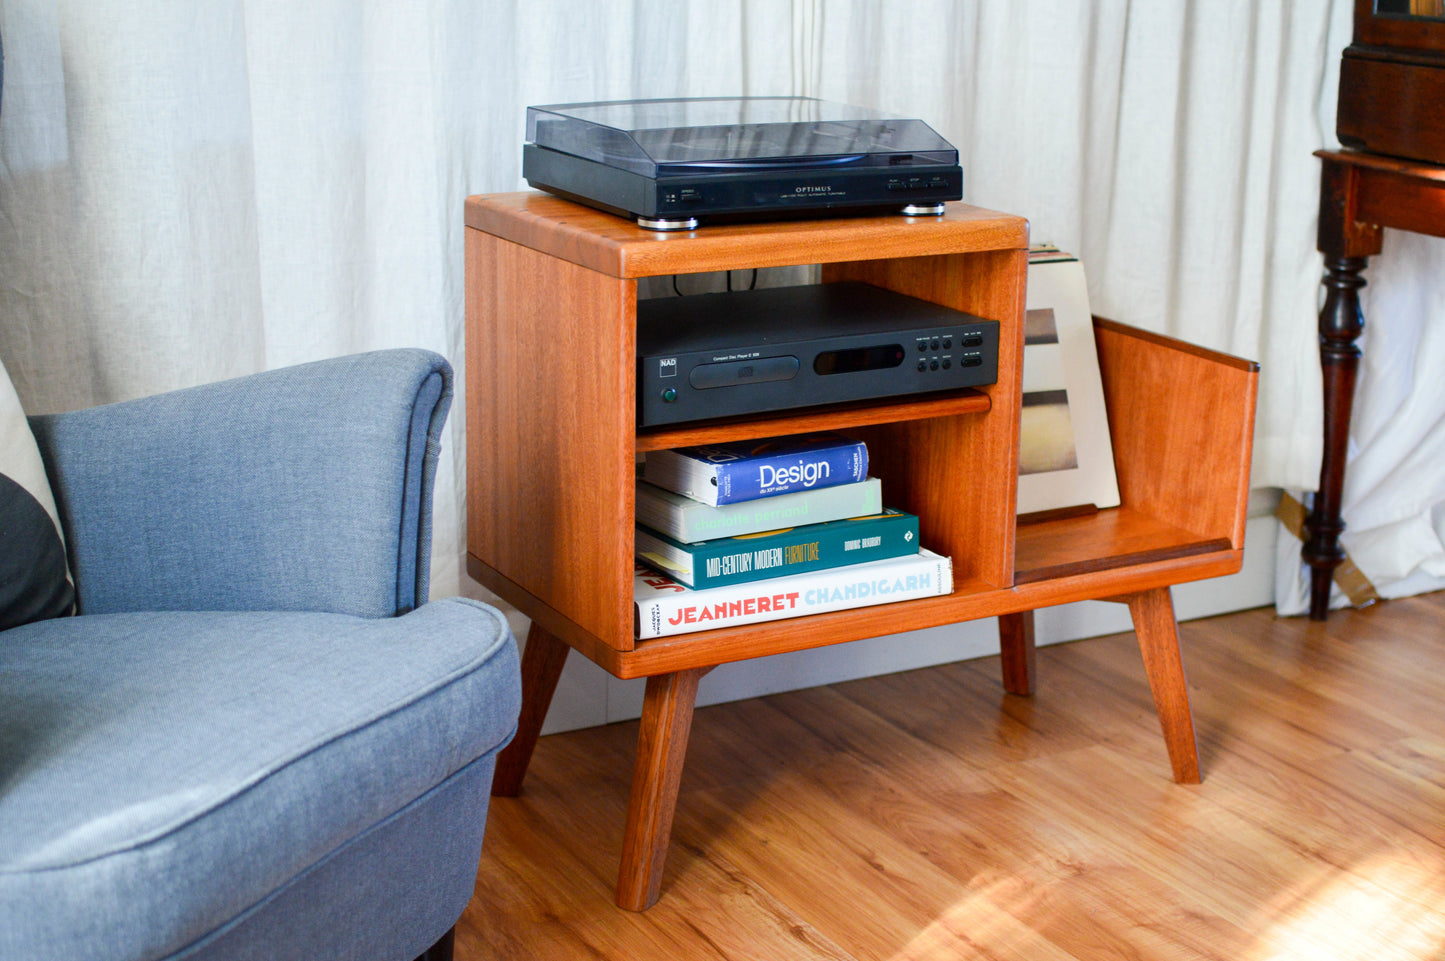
[637,510,919,589]
[635,477,884,543]
[712,440,868,504]
[633,549,952,639]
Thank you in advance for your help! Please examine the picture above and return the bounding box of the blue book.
[642,432,868,506]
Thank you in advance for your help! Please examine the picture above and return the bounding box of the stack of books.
[633,431,953,638]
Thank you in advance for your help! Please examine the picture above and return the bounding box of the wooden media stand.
[464,193,1258,910]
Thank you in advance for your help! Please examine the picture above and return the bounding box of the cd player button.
[916,359,927,372]
[661,387,678,404]
[942,359,952,370]
[943,336,953,349]
[929,359,939,371]
[931,339,940,350]
[963,355,983,367]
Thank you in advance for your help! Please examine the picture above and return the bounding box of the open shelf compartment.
[465,193,1030,659]
[465,194,1256,678]
[1014,317,1258,590]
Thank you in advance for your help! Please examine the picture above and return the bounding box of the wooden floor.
[457,592,1445,961]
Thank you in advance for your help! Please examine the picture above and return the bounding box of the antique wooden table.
[1307,149,1445,619]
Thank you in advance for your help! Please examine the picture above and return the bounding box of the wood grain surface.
[461,590,1445,961]
[1093,318,1257,550]
[465,192,1030,279]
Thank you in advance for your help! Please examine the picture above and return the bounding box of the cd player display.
[637,282,999,427]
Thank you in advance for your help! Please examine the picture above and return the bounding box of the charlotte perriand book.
[632,547,952,639]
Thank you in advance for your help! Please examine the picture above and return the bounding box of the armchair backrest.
[29,349,452,618]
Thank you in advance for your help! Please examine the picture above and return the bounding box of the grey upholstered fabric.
[171,754,501,961]
[0,349,521,961]
[29,349,448,618]
[0,601,519,961]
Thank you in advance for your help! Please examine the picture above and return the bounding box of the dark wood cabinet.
[1306,1,1445,618]
[1338,0,1445,164]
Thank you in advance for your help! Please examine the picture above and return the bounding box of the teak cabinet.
[464,193,1258,910]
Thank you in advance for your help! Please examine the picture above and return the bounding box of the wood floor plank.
[460,592,1445,961]
[471,755,860,961]
[681,698,1218,960]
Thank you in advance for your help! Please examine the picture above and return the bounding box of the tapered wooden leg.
[491,623,570,797]
[998,610,1037,696]
[616,667,709,911]
[1125,587,1200,784]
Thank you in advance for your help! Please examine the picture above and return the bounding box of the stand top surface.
[464,191,1029,279]
[1316,148,1445,182]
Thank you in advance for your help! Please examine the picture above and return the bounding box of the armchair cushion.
[0,596,520,961]
[0,356,74,630]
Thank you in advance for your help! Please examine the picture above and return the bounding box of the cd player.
[637,282,999,427]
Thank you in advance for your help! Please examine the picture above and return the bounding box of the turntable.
[522,97,963,230]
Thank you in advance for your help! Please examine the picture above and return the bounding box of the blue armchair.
[0,349,521,961]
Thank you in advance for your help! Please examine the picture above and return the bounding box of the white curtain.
[2,0,1441,614]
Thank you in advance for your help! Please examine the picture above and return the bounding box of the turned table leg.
[1307,154,1383,621]
[616,667,710,911]
[1303,254,1368,621]
[491,623,570,797]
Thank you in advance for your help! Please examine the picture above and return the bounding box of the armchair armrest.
[29,349,451,618]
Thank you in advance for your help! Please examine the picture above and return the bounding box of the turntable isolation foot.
[637,215,700,231]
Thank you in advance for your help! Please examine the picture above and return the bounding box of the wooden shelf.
[1014,506,1231,585]
[465,192,1030,280]
[466,195,1030,656]
[464,190,1257,671]
[465,191,1258,910]
[636,389,990,452]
